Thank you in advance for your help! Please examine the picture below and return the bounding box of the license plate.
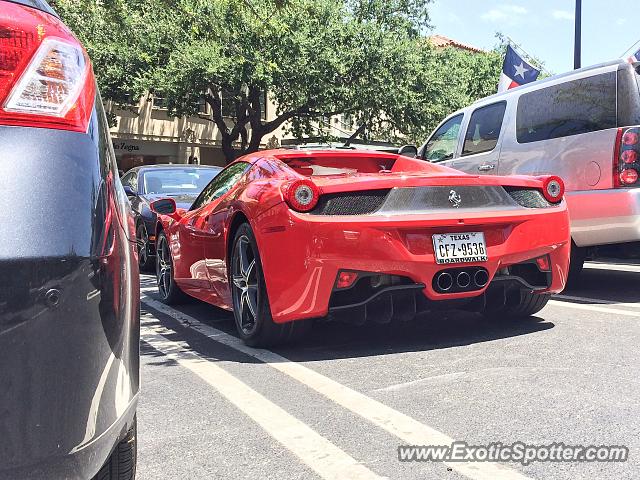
[432,232,487,264]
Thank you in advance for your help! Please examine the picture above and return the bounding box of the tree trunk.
[221,135,237,163]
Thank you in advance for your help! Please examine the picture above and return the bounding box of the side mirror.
[123,185,136,196]
[150,198,177,215]
[398,145,418,158]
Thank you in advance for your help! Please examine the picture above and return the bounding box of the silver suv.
[417,59,640,278]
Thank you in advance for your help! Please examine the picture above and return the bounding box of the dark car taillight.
[614,126,640,187]
[0,2,95,132]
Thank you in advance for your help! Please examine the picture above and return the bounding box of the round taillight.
[542,176,565,203]
[620,168,639,185]
[621,149,638,164]
[622,131,639,146]
[283,179,320,212]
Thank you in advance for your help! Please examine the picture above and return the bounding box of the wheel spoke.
[239,290,246,319]
[245,259,255,282]
[246,285,258,318]
[232,275,245,289]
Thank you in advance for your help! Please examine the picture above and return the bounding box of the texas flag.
[498,45,541,92]
[628,47,640,63]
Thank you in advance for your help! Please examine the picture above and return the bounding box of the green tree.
[52,0,502,162]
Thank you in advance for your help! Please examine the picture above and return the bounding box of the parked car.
[121,165,222,270]
[150,149,570,347]
[0,1,139,479]
[415,59,640,279]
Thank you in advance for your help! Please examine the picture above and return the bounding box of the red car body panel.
[155,149,571,322]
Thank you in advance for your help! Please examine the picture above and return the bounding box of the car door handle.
[478,164,495,172]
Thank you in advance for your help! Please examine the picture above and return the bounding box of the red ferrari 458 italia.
[151,149,570,346]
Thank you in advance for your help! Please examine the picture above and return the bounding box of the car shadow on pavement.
[140,299,553,365]
[274,311,553,362]
[562,266,640,304]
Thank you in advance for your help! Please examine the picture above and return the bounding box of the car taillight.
[614,126,640,188]
[282,179,320,212]
[538,175,565,203]
[0,3,95,132]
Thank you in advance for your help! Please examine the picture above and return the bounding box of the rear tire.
[567,242,586,284]
[486,291,551,318]
[156,231,188,305]
[92,417,137,480]
[230,223,311,347]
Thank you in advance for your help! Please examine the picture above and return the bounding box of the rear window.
[462,102,506,156]
[516,72,617,144]
[142,168,220,195]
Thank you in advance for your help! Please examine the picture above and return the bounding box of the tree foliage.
[51,0,502,162]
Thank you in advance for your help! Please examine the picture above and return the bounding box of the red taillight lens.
[622,131,638,145]
[282,179,320,212]
[539,175,564,203]
[621,149,637,164]
[336,271,358,289]
[620,168,639,185]
[535,255,551,272]
[614,127,640,188]
[0,3,95,132]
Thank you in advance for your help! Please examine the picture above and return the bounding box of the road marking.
[372,372,468,393]
[549,300,640,318]
[141,294,533,480]
[141,322,385,480]
[556,294,640,310]
[584,262,640,273]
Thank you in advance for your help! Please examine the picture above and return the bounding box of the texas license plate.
[432,232,488,264]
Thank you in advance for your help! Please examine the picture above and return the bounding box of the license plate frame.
[432,232,488,264]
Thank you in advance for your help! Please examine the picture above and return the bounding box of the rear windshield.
[141,168,220,195]
[516,72,617,143]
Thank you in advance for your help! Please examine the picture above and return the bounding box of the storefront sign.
[111,139,178,157]
[113,141,141,153]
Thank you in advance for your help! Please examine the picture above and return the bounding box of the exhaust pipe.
[435,272,454,292]
[474,269,489,288]
[456,271,471,288]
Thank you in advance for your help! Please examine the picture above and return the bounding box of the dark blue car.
[0,1,139,478]
[121,165,222,270]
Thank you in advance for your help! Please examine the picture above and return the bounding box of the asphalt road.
[136,262,640,480]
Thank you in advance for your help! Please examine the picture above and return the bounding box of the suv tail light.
[614,127,640,187]
[0,3,95,132]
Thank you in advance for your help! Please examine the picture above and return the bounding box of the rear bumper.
[0,397,138,480]
[567,188,640,247]
[256,203,570,323]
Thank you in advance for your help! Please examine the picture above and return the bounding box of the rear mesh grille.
[310,190,390,215]
[504,187,554,208]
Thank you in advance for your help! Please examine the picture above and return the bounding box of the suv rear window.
[516,72,617,143]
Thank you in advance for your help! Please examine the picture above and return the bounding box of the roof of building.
[428,35,484,53]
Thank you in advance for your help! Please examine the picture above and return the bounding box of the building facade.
[108,94,285,171]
